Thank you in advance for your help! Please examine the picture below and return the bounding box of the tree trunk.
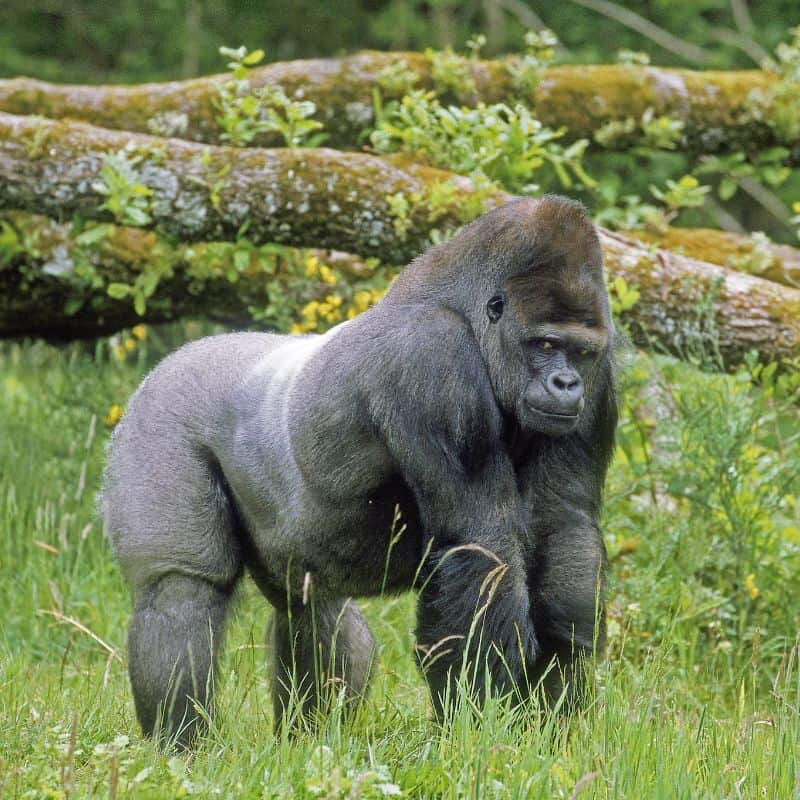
[3,209,798,367]
[601,231,800,366]
[0,52,785,156]
[0,211,370,339]
[623,226,800,289]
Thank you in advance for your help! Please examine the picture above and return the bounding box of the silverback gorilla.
[102,195,618,746]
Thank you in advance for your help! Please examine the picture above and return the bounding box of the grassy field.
[1,330,798,799]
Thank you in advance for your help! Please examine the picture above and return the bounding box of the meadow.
[1,328,798,799]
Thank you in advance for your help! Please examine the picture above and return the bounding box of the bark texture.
[0,211,369,339]
[3,208,799,366]
[601,231,800,366]
[624,226,800,289]
[0,111,483,264]
[0,52,786,155]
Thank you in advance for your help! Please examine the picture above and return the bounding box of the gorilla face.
[481,265,611,437]
[517,328,605,435]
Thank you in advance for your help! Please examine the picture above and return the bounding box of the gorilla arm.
[364,307,539,712]
[520,364,617,706]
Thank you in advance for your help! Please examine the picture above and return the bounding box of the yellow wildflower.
[131,324,147,341]
[124,338,137,352]
[112,344,127,361]
[616,537,641,556]
[793,201,800,214]
[290,323,304,334]
[353,290,373,311]
[301,300,320,320]
[104,404,125,427]
[325,294,343,307]
[319,264,337,285]
[304,255,319,277]
[744,573,759,600]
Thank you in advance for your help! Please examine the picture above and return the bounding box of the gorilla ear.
[486,294,505,323]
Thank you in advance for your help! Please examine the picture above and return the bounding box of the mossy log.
[624,226,800,289]
[0,211,368,339]
[601,231,800,365]
[0,111,483,264]
[3,205,799,367]
[0,51,785,156]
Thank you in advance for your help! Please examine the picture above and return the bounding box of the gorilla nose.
[546,370,584,412]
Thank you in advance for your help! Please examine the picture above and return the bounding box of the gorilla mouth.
[523,404,581,434]
[525,404,580,420]
[532,408,579,419]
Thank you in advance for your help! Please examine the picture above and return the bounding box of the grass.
[0,331,798,798]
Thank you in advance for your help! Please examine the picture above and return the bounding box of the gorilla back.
[103,195,618,745]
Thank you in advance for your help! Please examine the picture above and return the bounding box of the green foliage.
[255,86,327,148]
[424,47,476,99]
[593,172,710,232]
[214,46,325,147]
[697,148,792,201]
[610,351,800,676]
[92,149,154,227]
[507,29,558,96]
[608,275,641,315]
[384,177,495,247]
[725,231,780,276]
[375,60,420,95]
[371,90,593,194]
[650,174,710,217]
[759,25,800,141]
[594,109,685,152]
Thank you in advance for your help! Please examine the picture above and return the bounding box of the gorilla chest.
[297,478,423,595]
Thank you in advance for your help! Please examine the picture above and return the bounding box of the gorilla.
[102,195,618,746]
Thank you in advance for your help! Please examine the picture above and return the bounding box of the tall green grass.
[1,334,798,798]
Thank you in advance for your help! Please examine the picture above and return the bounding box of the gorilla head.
[391,195,612,435]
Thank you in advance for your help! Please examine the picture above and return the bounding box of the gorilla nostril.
[547,370,582,397]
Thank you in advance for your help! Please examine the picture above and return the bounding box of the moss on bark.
[0,52,789,156]
[0,111,489,264]
[624,226,800,289]
[3,205,798,367]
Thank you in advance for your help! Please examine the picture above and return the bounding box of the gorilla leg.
[128,574,236,747]
[270,597,376,728]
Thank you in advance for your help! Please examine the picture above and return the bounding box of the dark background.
[1,0,795,83]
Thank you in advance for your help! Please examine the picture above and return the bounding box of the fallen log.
[0,111,481,264]
[600,231,800,366]
[2,204,798,366]
[0,52,785,156]
[0,211,370,339]
[624,226,800,289]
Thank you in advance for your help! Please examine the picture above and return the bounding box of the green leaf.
[63,297,84,316]
[107,282,132,299]
[242,48,265,66]
[718,177,738,200]
[234,250,250,273]
[75,224,113,246]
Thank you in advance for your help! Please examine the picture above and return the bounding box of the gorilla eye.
[486,295,505,322]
